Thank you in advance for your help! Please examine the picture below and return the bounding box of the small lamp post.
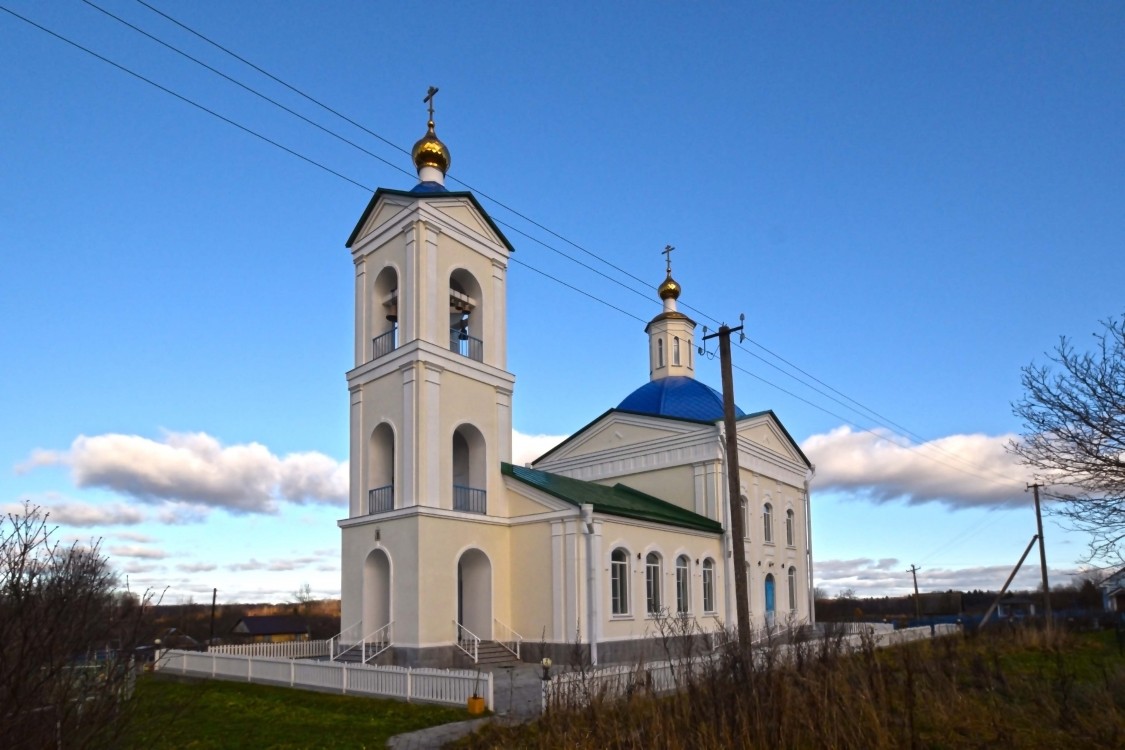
[539,657,552,714]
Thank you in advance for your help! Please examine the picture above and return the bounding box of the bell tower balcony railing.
[368,485,394,514]
[448,329,483,362]
[371,329,397,362]
[452,485,486,514]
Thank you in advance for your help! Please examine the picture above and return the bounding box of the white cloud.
[814,557,1080,597]
[178,562,217,573]
[20,431,347,514]
[108,544,168,559]
[113,531,156,543]
[512,429,568,466]
[1,500,145,527]
[802,427,1030,509]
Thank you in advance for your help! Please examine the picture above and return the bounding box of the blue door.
[764,574,776,626]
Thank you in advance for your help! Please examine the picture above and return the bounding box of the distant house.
[1100,568,1125,613]
[995,596,1037,619]
[231,616,310,643]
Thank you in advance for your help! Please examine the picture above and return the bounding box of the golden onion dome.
[658,273,681,301]
[412,120,450,174]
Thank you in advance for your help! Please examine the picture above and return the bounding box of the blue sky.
[2,1,1122,603]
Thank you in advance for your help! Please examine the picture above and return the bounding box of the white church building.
[337,109,815,667]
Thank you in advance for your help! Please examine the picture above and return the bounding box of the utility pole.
[209,587,218,646]
[1029,483,1052,631]
[907,565,921,619]
[704,318,751,650]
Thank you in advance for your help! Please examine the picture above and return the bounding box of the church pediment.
[534,410,708,467]
[430,202,505,247]
[736,412,810,469]
[348,193,412,248]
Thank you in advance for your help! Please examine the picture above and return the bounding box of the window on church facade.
[763,503,774,544]
[785,508,795,547]
[657,339,664,368]
[788,566,798,612]
[675,555,690,614]
[702,558,715,613]
[645,552,662,614]
[673,337,681,365]
[740,496,749,540]
[611,548,629,615]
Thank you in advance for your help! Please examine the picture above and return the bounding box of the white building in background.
[337,110,814,667]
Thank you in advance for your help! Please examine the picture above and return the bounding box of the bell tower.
[343,94,516,521]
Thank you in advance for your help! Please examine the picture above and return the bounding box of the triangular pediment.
[431,202,505,247]
[534,410,708,466]
[736,412,810,468]
[348,194,412,248]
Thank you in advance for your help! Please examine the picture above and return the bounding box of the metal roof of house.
[231,616,309,636]
[502,462,722,534]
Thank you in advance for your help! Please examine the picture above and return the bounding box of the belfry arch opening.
[452,424,487,514]
[456,548,492,640]
[368,423,394,513]
[371,266,399,360]
[448,269,483,362]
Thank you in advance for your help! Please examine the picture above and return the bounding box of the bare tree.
[1010,316,1125,562]
[0,502,152,748]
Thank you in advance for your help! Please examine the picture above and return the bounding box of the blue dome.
[617,376,745,422]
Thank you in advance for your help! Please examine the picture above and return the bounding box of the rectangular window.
[611,553,629,615]
[675,558,690,614]
[646,555,662,614]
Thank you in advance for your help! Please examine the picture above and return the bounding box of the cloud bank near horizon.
[802,427,1031,509]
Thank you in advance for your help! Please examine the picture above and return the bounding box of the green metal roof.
[502,462,723,534]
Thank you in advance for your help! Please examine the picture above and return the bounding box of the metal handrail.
[448,328,484,362]
[371,329,397,361]
[363,621,393,663]
[329,621,362,661]
[453,485,486,514]
[453,620,480,662]
[493,618,523,660]
[368,485,394,514]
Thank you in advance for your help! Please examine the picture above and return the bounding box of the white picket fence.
[546,623,961,710]
[208,640,331,659]
[156,649,492,709]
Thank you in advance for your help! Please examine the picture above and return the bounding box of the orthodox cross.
[662,244,675,274]
[424,86,439,120]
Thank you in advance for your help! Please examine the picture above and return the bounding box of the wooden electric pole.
[1029,483,1052,631]
[704,318,751,650]
[907,565,921,619]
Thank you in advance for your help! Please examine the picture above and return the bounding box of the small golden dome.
[658,273,681,301]
[412,120,450,174]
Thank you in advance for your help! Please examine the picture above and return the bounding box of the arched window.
[763,502,774,544]
[788,566,798,612]
[702,558,716,613]
[645,552,662,614]
[449,270,483,362]
[675,555,690,614]
[611,548,630,615]
[657,339,664,368]
[452,424,487,514]
[740,496,749,540]
[673,336,681,365]
[785,509,795,547]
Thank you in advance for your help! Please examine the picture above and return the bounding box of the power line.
[4,2,1023,493]
[117,0,1023,487]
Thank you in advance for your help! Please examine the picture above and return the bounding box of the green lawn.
[123,675,471,749]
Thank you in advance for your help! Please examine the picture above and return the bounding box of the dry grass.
[459,625,1125,749]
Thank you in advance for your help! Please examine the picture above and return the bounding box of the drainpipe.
[581,504,598,666]
[804,468,816,626]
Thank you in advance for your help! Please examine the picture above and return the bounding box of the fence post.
[406,668,412,703]
[247,656,252,683]
[212,653,217,678]
[342,663,348,694]
[290,659,295,686]
[487,672,494,711]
